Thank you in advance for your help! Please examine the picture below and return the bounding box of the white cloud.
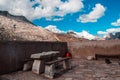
[44,25,64,33]
[46,17,64,21]
[0,0,84,21]
[74,30,95,40]
[111,18,120,26]
[45,25,96,40]
[97,28,120,38]
[106,28,120,33]
[98,28,120,35]
[97,31,107,34]
[53,18,64,21]
[0,0,34,20]
[44,25,95,40]
[77,3,106,23]
[70,30,95,40]
[59,0,84,13]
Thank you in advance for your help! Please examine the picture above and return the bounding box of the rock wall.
[0,41,68,75]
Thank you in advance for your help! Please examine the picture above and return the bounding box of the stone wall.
[0,41,68,74]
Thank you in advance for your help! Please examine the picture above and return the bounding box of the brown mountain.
[0,11,57,41]
[55,33,88,42]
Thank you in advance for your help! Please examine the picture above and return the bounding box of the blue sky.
[0,0,120,39]
[32,0,120,36]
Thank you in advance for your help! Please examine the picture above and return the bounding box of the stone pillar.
[32,60,45,74]
[23,61,33,71]
[63,59,71,69]
[44,64,55,79]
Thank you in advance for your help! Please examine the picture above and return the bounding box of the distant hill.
[106,32,120,40]
[55,33,88,42]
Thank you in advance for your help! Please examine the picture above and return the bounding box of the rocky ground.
[1,59,120,80]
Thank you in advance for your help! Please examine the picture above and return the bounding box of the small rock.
[105,59,111,64]
[87,56,95,60]
[65,78,73,80]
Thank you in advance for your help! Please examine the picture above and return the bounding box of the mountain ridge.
[0,11,57,41]
[0,11,33,25]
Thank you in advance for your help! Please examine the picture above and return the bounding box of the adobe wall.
[68,40,120,59]
[0,41,68,74]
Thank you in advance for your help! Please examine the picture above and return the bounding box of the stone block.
[23,61,33,71]
[63,59,71,69]
[31,51,59,60]
[44,64,55,79]
[87,56,95,60]
[32,60,45,74]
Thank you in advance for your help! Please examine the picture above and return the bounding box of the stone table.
[31,51,60,74]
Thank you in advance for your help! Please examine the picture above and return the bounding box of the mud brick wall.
[0,41,68,75]
[68,40,120,59]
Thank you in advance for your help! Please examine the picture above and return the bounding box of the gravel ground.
[1,59,120,80]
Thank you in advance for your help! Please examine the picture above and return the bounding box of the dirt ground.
[1,59,120,80]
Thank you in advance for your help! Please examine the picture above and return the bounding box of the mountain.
[55,33,88,42]
[0,11,57,41]
[0,11,33,24]
[106,32,120,40]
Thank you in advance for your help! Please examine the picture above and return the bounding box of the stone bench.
[31,51,60,74]
[44,57,71,79]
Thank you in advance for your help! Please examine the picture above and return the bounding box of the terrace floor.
[1,59,120,80]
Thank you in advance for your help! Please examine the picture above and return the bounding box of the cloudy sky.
[0,0,120,39]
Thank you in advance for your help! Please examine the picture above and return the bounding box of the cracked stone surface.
[1,59,120,80]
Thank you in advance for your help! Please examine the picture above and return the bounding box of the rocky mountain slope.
[0,11,33,24]
[55,33,88,42]
[0,11,57,41]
